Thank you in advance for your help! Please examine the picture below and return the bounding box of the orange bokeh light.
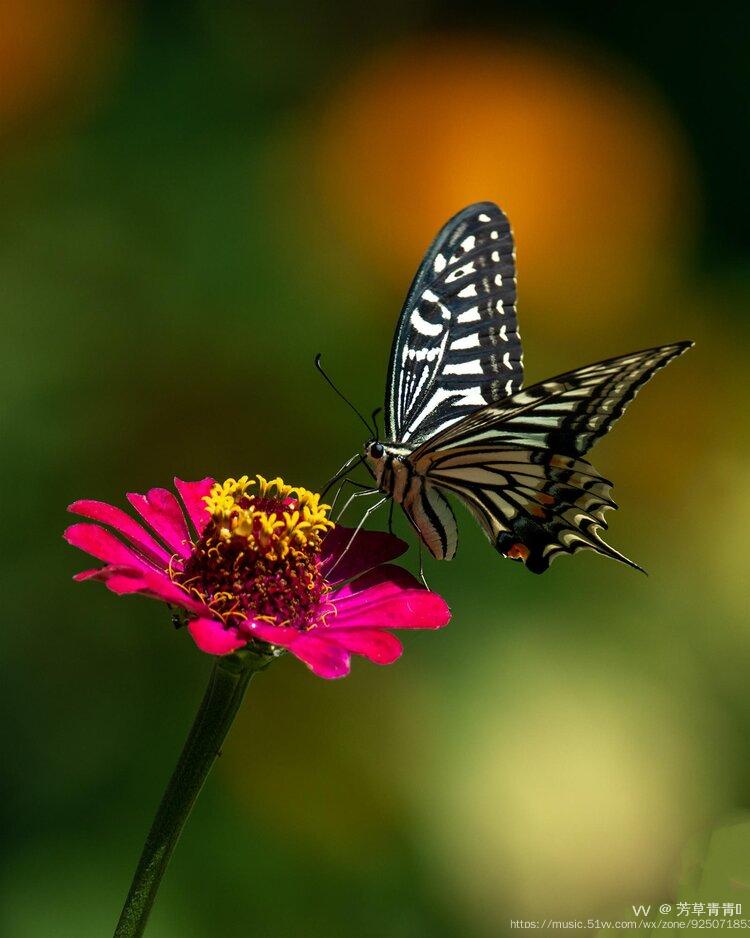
[0,0,124,134]
[314,37,697,333]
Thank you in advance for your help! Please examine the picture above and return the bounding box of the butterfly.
[333,202,692,574]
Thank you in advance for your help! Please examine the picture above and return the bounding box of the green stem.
[113,651,270,938]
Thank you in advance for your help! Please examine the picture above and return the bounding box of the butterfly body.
[364,441,459,560]
[360,201,691,573]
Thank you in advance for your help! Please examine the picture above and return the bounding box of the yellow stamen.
[202,475,334,561]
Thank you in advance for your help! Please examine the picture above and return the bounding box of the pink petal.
[320,526,408,583]
[73,565,133,587]
[71,564,208,614]
[243,621,352,677]
[68,500,171,565]
[188,617,247,655]
[102,568,208,613]
[64,523,157,574]
[289,633,352,679]
[325,627,403,664]
[174,477,214,536]
[127,488,192,557]
[103,572,159,596]
[333,563,421,603]
[243,620,298,648]
[73,567,107,582]
[331,575,450,632]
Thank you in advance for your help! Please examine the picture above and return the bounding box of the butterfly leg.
[387,498,394,535]
[417,540,430,590]
[336,486,380,523]
[321,453,364,500]
[331,478,376,515]
[326,496,388,578]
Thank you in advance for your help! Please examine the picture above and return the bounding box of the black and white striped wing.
[385,202,522,445]
[417,343,692,458]
[413,342,692,572]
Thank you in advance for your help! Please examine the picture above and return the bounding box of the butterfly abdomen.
[365,446,460,561]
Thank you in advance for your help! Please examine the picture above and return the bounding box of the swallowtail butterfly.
[356,202,691,573]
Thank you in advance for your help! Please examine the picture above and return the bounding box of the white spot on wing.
[450,333,480,351]
[445,262,476,283]
[410,309,444,337]
[444,360,483,375]
[457,306,481,324]
[456,386,486,406]
[458,283,477,298]
[535,401,576,412]
[403,385,486,439]
[502,431,550,447]
[517,416,559,427]
[408,347,441,362]
[478,213,491,222]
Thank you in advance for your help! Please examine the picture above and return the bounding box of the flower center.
[172,475,334,629]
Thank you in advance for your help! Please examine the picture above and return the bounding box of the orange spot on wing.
[537,492,555,505]
[507,543,530,561]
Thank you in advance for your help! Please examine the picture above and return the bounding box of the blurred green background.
[2,2,749,936]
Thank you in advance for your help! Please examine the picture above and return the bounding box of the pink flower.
[64,475,450,678]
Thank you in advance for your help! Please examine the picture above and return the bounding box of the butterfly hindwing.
[385,202,523,446]
[420,446,632,573]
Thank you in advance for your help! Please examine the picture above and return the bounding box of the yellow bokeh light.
[414,633,731,927]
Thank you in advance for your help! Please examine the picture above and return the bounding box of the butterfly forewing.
[385,202,523,445]
[414,343,692,458]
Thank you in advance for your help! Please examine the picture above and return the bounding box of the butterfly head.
[363,440,387,481]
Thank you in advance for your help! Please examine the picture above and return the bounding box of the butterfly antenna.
[371,406,382,441]
[314,353,375,436]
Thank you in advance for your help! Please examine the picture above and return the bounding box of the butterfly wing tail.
[493,494,645,575]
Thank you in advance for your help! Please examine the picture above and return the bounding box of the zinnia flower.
[64,475,450,678]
